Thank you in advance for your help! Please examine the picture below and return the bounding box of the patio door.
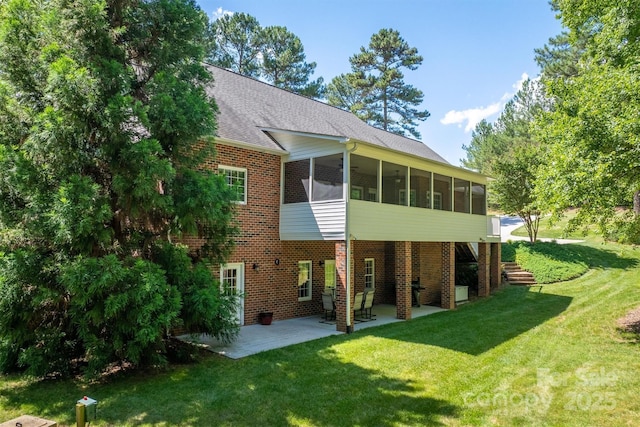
[221,263,245,325]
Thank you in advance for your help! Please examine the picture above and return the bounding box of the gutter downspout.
[344,140,357,333]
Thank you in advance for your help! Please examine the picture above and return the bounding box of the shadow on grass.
[362,286,572,356]
[503,241,638,270]
[1,347,459,426]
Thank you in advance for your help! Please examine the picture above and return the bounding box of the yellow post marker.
[76,403,86,427]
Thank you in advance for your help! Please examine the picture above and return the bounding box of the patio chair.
[321,292,336,321]
[361,290,376,321]
[353,292,365,321]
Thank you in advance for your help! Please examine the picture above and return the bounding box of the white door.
[221,263,245,325]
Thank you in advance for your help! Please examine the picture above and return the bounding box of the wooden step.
[502,262,537,285]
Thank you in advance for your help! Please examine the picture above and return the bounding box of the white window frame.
[220,262,245,325]
[399,189,417,207]
[364,258,375,291]
[433,191,442,210]
[219,165,247,204]
[298,260,312,301]
[324,260,336,293]
[367,188,378,202]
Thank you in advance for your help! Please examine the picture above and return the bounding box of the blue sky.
[196,0,563,166]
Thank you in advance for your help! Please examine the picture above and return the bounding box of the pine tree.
[335,28,430,139]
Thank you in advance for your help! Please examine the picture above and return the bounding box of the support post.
[335,240,354,332]
[490,242,502,289]
[478,242,490,297]
[395,241,412,320]
[441,242,455,309]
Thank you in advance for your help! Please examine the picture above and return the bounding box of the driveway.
[500,215,584,244]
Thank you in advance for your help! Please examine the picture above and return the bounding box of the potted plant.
[258,311,273,325]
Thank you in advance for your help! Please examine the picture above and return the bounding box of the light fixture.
[253,263,259,270]
[319,260,325,267]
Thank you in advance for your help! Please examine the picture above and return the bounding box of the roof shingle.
[206,65,449,164]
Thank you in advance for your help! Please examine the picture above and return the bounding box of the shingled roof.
[206,65,449,165]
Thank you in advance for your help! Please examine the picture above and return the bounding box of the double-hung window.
[219,165,247,204]
[364,258,375,291]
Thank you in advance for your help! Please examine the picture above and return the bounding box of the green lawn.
[2,242,640,426]
[509,210,600,242]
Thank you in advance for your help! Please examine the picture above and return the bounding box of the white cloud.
[213,7,234,20]
[440,102,502,132]
[513,72,529,92]
[440,72,532,133]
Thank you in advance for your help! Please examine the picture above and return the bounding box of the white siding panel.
[280,201,346,240]
[349,200,492,242]
[271,134,344,161]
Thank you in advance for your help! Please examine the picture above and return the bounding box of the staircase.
[502,262,537,285]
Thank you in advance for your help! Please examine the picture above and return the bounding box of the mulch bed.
[617,306,640,337]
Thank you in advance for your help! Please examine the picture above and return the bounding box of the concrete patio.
[184,304,446,359]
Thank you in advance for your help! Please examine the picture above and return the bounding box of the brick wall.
[418,242,443,305]
[352,241,388,302]
[441,242,455,309]
[395,241,412,319]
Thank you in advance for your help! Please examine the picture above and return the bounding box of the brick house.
[197,65,501,332]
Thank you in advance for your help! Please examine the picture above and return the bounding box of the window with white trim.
[298,260,312,301]
[433,191,442,210]
[364,258,375,291]
[219,165,247,204]
[324,260,336,293]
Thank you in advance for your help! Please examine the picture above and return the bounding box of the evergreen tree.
[462,79,550,242]
[208,12,264,77]
[261,25,324,98]
[208,14,324,98]
[339,28,430,139]
[0,0,239,377]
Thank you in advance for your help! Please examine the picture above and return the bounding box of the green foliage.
[62,255,181,377]
[260,25,324,98]
[463,79,550,242]
[535,0,640,237]
[208,13,324,98]
[327,28,430,139]
[208,12,264,78]
[0,0,238,377]
[153,243,239,343]
[2,241,640,426]
[503,241,588,283]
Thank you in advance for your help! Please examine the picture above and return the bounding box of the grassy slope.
[2,243,640,426]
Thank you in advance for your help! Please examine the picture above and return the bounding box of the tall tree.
[463,79,550,242]
[0,0,239,377]
[261,25,324,98]
[208,12,264,77]
[326,73,374,122]
[332,28,430,139]
[536,0,640,240]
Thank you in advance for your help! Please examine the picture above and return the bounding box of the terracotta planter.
[258,312,273,325]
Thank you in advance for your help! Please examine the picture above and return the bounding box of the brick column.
[335,240,354,332]
[490,242,502,289]
[477,242,490,297]
[395,241,412,320]
[441,242,456,309]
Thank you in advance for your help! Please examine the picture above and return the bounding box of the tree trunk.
[634,190,640,216]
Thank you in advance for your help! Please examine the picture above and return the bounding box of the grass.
[509,210,600,242]
[2,242,640,426]
[500,241,632,284]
